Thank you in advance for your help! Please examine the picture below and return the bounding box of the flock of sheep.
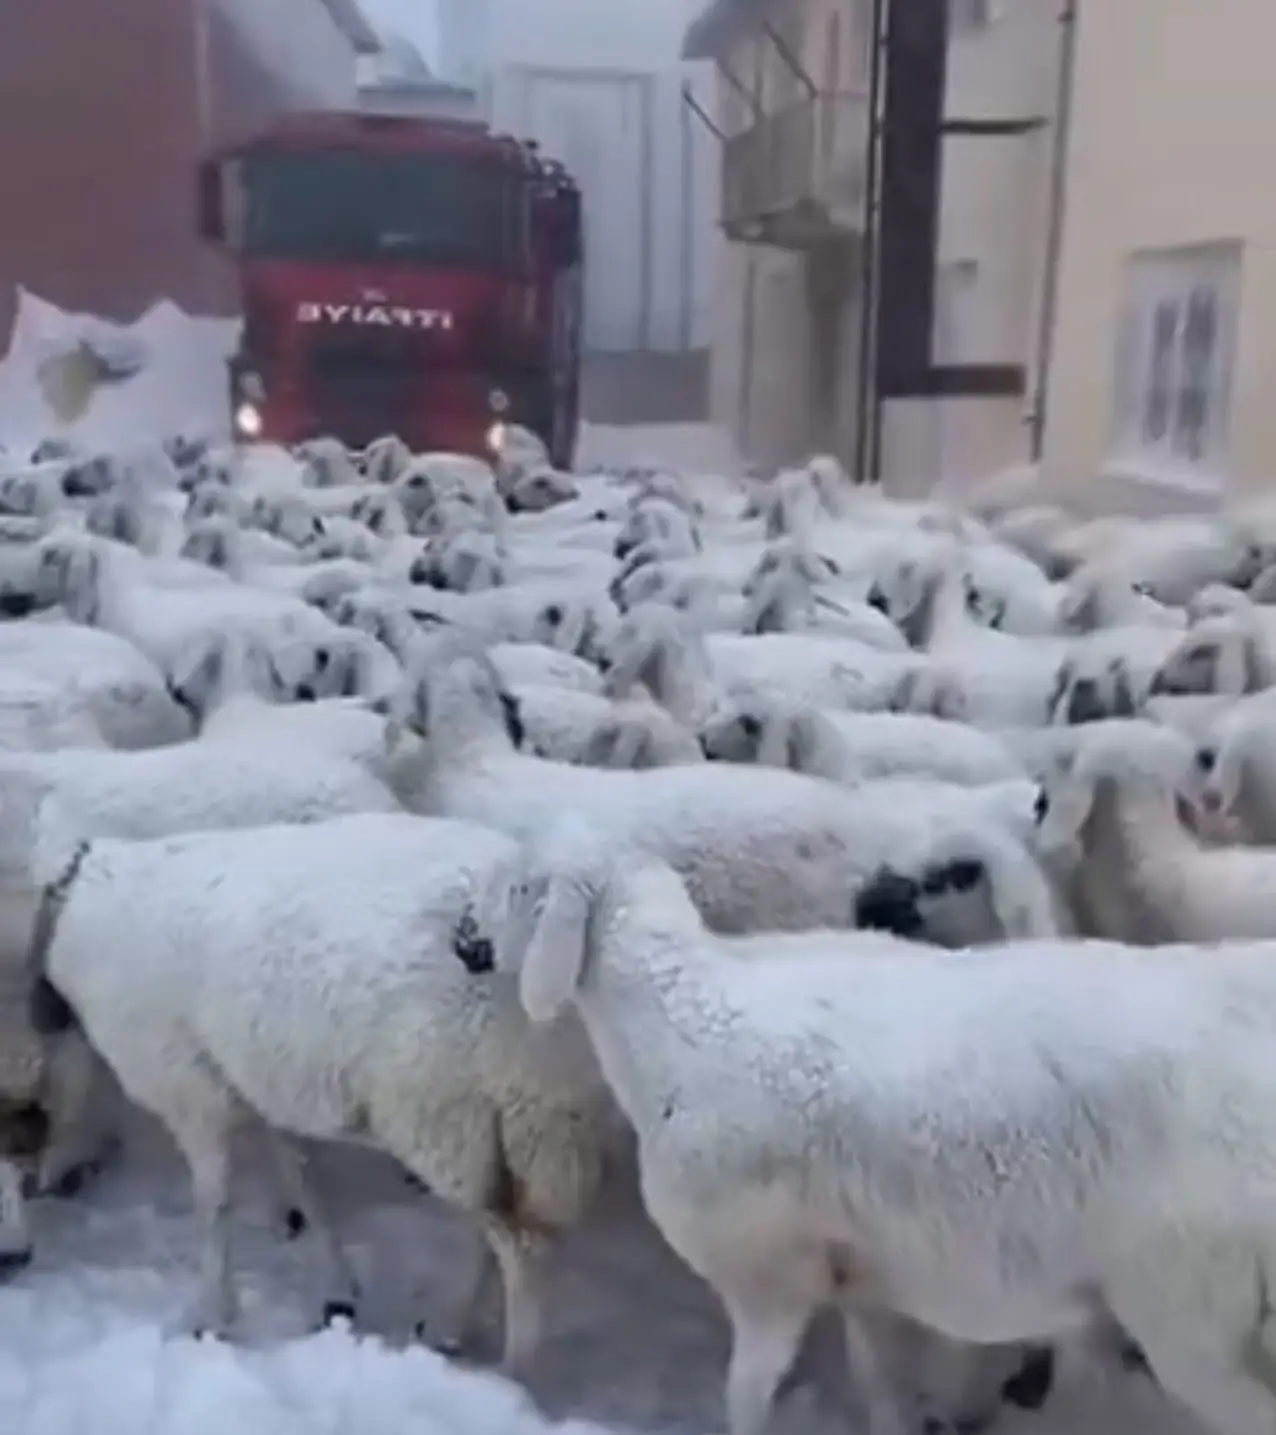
[2,428,1276,1435]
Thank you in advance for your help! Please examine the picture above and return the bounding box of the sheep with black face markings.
[697,697,1022,788]
[391,643,1042,937]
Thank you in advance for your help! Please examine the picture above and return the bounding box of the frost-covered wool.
[697,699,1021,788]
[1035,719,1276,943]
[492,824,1276,1435]
[38,813,613,1358]
[0,620,190,749]
[397,648,1040,937]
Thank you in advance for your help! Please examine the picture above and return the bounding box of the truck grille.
[306,342,419,449]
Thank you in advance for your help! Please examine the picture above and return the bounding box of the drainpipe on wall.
[1027,0,1079,462]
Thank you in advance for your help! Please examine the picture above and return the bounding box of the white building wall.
[212,0,364,105]
[435,0,715,357]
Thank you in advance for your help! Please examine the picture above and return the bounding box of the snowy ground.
[2,1107,1199,1435]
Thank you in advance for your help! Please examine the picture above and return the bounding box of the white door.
[504,68,650,353]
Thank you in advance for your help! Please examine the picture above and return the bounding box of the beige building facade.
[1042,0,1276,510]
[684,0,1062,488]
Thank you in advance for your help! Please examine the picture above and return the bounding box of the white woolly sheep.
[27,811,615,1364]
[1149,610,1276,698]
[697,698,1022,789]
[391,645,1041,937]
[0,620,190,750]
[603,606,922,728]
[510,683,704,769]
[486,821,1276,1435]
[1035,719,1276,943]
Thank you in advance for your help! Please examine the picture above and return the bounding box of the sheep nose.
[614,539,634,561]
[0,1250,32,1281]
[296,684,316,703]
[853,871,923,938]
[1065,677,1105,725]
[866,585,889,614]
[0,592,34,618]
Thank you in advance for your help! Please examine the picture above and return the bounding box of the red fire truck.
[196,110,583,467]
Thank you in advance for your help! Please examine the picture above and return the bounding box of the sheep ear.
[987,846,1059,940]
[1046,660,1074,724]
[1243,632,1262,693]
[1109,660,1137,717]
[1214,633,1247,695]
[627,726,659,770]
[519,871,596,1023]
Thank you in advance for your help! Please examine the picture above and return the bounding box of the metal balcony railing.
[721,90,869,246]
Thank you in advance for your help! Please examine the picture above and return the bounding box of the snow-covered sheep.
[852,803,1066,945]
[1034,719,1276,943]
[403,584,616,663]
[503,465,578,515]
[347,487,408,540]
[868,550,1184,728]
[484,821,1276,1435]
[0,673,111,753]
[409,528,507,593]
[164,626,398,728]
[0,620,191,749]
[27,530,361,696]
[356,433,412,486]
[27,811,616,1363]
[247,494,329,547]
[697,698,1022,788]
[390,644,1039,937]
[1149,610,1276,697]
[741,553,907,650]
[510,684,704,769]
[393,454,505,538]
[180,516,308,578]
[294,436,361,489]
[602,606,922,728]
[0,463,74,519]
[1184,689,1276,844]
[1065,516,1273,606]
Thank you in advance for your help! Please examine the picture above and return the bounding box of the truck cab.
[198,110,583,467]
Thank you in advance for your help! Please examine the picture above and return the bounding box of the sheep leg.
[719,1291,812,1435]
[483,1215,550,1378]
[0,1160,32,1275]
[836,1306,911,1435]
[418,1229,499,1358]
[161,1082,240,1340]
[33,1030,120,1200]
[1105,1235,1276,1435]
[260,1131,361,1327]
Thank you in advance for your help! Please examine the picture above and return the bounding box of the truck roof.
[247,109,536,167]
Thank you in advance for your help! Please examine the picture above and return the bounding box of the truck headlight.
[485,421,507,453]
[234,402,263,439]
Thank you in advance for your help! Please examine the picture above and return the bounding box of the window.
[1110,243,1242,484]
[241,148,525,271]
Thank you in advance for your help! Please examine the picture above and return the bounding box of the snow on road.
[0,1104,1198,1435]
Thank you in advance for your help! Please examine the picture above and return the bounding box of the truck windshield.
[242,149,522,269]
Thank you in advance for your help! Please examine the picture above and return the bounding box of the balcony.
[721,90,869,248]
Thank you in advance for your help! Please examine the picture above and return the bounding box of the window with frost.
[1110,242,1242,484]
